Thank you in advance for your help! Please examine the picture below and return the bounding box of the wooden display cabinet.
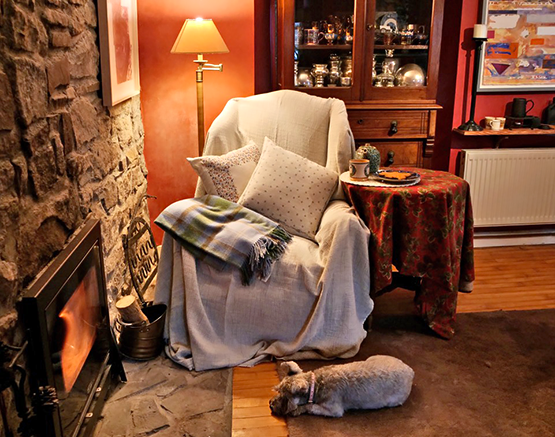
[276,0,445,168]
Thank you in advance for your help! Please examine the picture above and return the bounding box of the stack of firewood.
[115,295,148,325]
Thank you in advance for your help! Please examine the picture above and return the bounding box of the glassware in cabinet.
[367,0,437,99]
[293,0,355,89]
[276,0,362,100]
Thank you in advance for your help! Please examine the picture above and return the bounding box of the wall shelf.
[454,126,555,148]
[454,126,555,136]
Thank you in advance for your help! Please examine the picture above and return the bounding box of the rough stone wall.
[0,1,148,345]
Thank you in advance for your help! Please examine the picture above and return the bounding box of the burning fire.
[58,269,98,393]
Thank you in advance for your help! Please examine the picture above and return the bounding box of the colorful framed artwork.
[478,0,555,92]
[97,0,140,106]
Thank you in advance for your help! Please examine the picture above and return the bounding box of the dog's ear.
[290,377,309,395]
[286,397,299,415]
[281,361,303,376]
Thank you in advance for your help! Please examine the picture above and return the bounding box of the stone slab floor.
[93,355,232,437]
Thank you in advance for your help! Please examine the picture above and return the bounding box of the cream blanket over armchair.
[154,90,373,371]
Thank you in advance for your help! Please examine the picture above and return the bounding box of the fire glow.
[58,269,98,393]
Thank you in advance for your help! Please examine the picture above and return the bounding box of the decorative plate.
[340,171,421,187]
[377,12,398,32]
[374,170,420,184]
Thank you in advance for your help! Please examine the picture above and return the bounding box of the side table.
[341,168,475,339]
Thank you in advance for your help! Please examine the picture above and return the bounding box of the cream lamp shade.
[171,18,229,54]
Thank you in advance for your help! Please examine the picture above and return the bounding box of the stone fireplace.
[0,0,149,433]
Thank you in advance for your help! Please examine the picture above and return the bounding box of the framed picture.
[97,0,140,106]
[477,0,555,92]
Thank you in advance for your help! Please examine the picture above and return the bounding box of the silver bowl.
[297,68,313,87]
[394,64,426,87]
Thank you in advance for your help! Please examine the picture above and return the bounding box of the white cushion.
[187,141,260,202]
[238,137,338,240]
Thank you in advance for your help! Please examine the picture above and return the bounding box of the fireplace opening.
[57,269,99,396]
[18,219,125,437]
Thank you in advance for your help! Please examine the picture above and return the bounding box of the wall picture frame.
[478,0,555,92]
[97,0,140,106]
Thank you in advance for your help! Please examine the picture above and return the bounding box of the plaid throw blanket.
[154,195,292,285]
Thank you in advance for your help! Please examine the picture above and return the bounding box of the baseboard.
[474,232,555,248]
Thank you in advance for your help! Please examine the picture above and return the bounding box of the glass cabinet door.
[291,0,356,90]
[366,0,435,98]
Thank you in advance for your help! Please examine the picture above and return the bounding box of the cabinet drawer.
[357,141,422,167]
[348,110,429,139]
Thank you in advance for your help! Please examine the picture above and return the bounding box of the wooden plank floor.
[232,363,288,437]
[373,244,555,316]
[231,244,555,436]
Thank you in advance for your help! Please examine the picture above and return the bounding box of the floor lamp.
[458,24,488,131]
[171,18,229,156]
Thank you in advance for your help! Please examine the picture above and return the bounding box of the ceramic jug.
[356,144,381,173]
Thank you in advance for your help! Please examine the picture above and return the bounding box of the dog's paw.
[289,406,306,417]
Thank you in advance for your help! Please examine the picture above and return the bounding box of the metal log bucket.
[115,303,167,360]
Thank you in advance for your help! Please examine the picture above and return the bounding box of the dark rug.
[282,310,555,437]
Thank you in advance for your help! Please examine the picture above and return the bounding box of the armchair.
[154,90,373,371]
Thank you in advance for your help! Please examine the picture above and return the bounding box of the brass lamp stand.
[172,18,229,155]
[194,54,224,155]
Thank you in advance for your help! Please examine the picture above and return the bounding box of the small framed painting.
[478,0,555,92]
[97,0,140,106]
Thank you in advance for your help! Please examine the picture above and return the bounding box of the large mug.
[304,28,324,45]
[511,98,534,118]
[349,159,370,180]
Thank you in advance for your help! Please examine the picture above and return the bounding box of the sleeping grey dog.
[269,355,414,417]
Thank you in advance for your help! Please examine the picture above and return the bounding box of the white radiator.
[460,148,555,227]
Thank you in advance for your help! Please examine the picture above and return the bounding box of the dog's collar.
[308,372,316,404]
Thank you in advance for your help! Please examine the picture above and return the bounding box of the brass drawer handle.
[389,120,398,135]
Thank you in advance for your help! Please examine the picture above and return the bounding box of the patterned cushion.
[238,137,338,240]
[187,141,260,202]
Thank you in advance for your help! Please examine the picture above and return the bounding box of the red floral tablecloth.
[342,168,475,339]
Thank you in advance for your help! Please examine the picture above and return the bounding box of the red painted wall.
[450,0,555,172]
[138,1,254,243]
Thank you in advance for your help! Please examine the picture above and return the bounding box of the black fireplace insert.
[18,219,125,437]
